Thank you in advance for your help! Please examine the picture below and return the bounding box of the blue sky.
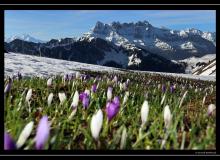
[5,10,216,41]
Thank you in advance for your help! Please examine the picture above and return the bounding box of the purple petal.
[35,116,50,150]
[91,84,97,93]
[82,95,90,109]
[162,84,166,93]
[79,92,87,101]
[113,96,120,107]
[170,85,174,93]
[4,132,16,150]
[106,101,120,121]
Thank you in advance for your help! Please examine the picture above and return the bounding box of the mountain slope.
[5,52,215,81]
[192,58,216,76]
[5,37,185,73]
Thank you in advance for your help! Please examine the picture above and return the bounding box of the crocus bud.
[82,94,90,109]
[90,109,103,140]
[35,116,50,150]
[47,78,53,87]
[122,91,129,105]
[170,85,174,93]
[91,84,97,93]
[207,104,216,116]
[107,87,113,101]
[141,100,149,127]
[119,83,123,91]
[4,132,16,150]
[113,75,118,83]
[47,93,54,107]
[75,72,80,79]
[58,92,66,105]
[4,78,12,94]
[126,79,130,85]
[123,82,127,91]
[71,91,79,108]
[16,121,34,148]
[25,89,32,103]
[164,105,172,129]
[106,100,120,122]
[162,84,166,93]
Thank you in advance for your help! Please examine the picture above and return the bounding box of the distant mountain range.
[5,34,46,43]
[4,20,216,74]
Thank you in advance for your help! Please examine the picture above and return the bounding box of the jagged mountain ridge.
[83,21,215,60]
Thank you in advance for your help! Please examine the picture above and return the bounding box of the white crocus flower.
[207,104,216,116]
[16,121,34,148]
[47,78,53,87]
[25,89,32,103]
[71,90,79,108]
[90,109,103,140]
[107,87,113,101]
[122,91,129,105]
[58,92,66,105]
[75,72,80,79]
[119,83,123,91]
[141,100,150,128]
[164,105,172,129]
[47,93,54,107]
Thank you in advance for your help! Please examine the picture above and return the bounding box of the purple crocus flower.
[82,94,90,109]
[64,74,69,81]
[79,92,90,109]
[35,116,50,150]
[79,92,88,101]
[4,78,12,94]
[4,132,16,150]
[91,84,97,93]
[162,84,166,93]
[106,96,120,121]
[170,85,175,93]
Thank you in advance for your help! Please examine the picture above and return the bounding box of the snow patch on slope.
[5,52,215,81]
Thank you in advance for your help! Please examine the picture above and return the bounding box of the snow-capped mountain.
[5,34,45,43]
[83,21,216,60]
[4,20,216,74]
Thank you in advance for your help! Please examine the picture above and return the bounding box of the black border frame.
[1,4,219,156]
